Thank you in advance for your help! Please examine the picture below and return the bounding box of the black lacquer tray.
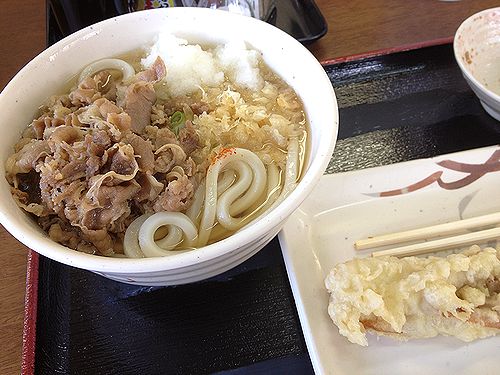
[22,11,500,374]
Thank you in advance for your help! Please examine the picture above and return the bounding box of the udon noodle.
[5,33,307,258]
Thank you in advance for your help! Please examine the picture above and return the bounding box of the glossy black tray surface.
[324,44,499,174]
[33,38,500,375]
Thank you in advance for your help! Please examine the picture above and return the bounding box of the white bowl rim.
[0,7,339,273]
[453,6,500,103]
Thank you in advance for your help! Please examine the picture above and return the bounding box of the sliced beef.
[135,56,166,82]
[110,144,137,175]
[6,58,209,257]
[69,70,117,105]
[153,175,194,212]
[6,140,49,175]
[134,173,164,202]
[81,182,140,230]
[124,81,156,134]
[150,126,178,149]
[123,132,155,173]
[49,126,82,144]
[178,120,200,155]
[107,112,131,133]
[94,97,121,118]
[80,228,114,256]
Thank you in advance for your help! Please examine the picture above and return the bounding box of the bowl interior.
[454,7,500,97]
[0,8,338,273]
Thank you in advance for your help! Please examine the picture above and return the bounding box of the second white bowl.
[454,7,500,121]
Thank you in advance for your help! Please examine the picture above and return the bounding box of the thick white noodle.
[156,225,183,249]
[186,181,206,224]
[259,162,281,212]
[223,161,254,215]
[198,175,223,246]
[78,58,135,84]
[198,148,267,245]
[138,212,198,257]
[123,214,150,258]
[217,160,260,230]
[217,161,252,211]
[267,162,281,199]
[217,170,236,195]
[266,137,299,213]
[123,143,299,257]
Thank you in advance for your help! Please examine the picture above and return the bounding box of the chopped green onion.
[170,111,186,136]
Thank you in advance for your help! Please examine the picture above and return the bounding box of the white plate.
[279,145,500,375]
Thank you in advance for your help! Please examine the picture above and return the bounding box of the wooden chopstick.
[355,212,500,250]
[371,226,500,258]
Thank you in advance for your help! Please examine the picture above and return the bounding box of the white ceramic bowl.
[454,7,500,121]
[0,8,338,285]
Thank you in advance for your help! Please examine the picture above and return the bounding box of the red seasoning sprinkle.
[211,147,236,165]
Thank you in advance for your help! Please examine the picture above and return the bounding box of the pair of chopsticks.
[355,212,500,257]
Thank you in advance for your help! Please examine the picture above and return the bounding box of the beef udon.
[5,33,307,258]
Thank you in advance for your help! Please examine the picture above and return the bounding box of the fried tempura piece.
[325,245,500,346]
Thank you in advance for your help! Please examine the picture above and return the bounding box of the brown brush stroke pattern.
[377,149,500,197]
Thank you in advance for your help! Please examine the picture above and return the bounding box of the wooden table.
[0,0,499,373]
